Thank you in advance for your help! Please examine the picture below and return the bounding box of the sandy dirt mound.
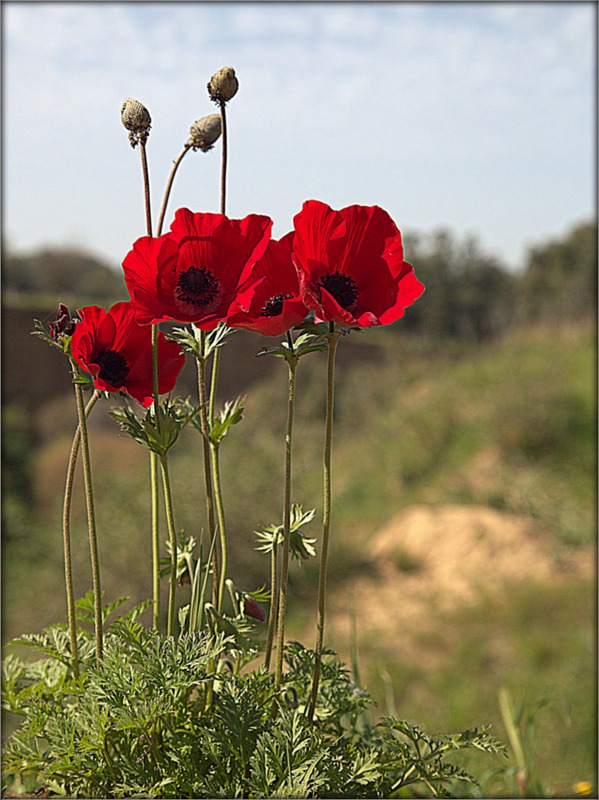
[327,503,594,652]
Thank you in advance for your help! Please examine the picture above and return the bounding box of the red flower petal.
[227,233,309,336]
[123,209,274,328]
[292,199,425,328]
[70,301,185,406]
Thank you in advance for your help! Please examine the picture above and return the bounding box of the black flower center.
[318,271,359,310]
[175,266,222,313]
[96,349,130,387]
[261,293,291,317]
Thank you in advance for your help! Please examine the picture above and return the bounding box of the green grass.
[354,576,597,797]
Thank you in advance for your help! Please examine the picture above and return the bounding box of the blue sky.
[3,2,596,272]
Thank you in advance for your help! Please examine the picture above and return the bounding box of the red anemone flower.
[227,233,309,336]
[122,208,273,329]
[292,199,425,327]
[70,301,185,407]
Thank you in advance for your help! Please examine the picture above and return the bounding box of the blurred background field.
[2,220,596,796]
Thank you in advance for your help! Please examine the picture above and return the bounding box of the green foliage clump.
[2,613,506,799]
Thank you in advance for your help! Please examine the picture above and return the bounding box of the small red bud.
[243,596,266,622]
[49,304,78,339]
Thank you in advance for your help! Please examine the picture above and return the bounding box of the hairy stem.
[196,332,219,606]
[159,455,178,637]
[156,144,192,236]
[212,443,229,615]
[62,390,100,678]
[274,355,298,689]
[264,541,279,671]
[71,369,103,665]
[307,331,339,720]
[150,452,161,630]
[219,101,228,215]
[150,325,161,629]
[139,142,153,238]
[207,346,229,614]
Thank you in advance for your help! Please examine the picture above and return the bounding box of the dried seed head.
[207,66,239,104]
[187,113,222,152]
[120,98,152,148]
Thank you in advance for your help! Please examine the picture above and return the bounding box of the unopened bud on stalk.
[187,113,222,152]
[120,98,152,148]
[49,303,78,340]
[243,595,266,623]
[207,66,239,104]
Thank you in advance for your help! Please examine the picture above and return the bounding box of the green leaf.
[110,397,198,456]
[209,397,245,444]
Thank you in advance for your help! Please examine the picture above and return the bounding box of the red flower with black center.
[70,301,185,407]
[292,200,425,327]
[122,208,273,328]
[227,233,309,336]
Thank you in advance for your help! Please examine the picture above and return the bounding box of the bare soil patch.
[326,503,594,657]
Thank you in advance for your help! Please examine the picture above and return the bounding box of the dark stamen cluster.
[96,349,130,387]
[260,293,291,317]
[318,271,359,310]
[176,266,220,308]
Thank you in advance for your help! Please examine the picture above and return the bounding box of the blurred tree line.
[402,220,596,342]
[2,219,596,342]
[3,245,125,305]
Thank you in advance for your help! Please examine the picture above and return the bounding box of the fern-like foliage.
[2,619,506,798]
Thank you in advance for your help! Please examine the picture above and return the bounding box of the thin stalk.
[274,354,298,689]
[139,142,153,238]
[159,455,178,637]
[150,325,161,629]
[196,332,219,605]
[156,144,192,237]
[208,346,221,426]
[219,101,228,215]
[150,452,160,630]
[212,443,229,614]
[71,368,103,665]
[208,95,230,611]
[62,390,100,678]
[151,325,160,403]
[140,130,161,631]
[263,540,279,671]
[307,331,339,721]
[207,345,229,614]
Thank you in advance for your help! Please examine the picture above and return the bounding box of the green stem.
[150,325,161,630]
[208,346,221,426]
[264,539,279,671]
[71,368,103,665]
[219,101,228,215]
[307,331,339,720]
[196,331,219,606]
[159,455,178,637]
[156,144,192,237]
[212,443,229,614]
[139,142,153,238]
[150,452,160,630]
[274,355,298,689]
[151,325,159,404]
[62,390,100,678]
[207,345,229,614]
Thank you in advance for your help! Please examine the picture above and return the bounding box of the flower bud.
[49,303,78,340]
[207,66,239,104]
[243,595,266,623]
[187,113,222,152]
[120,98,151,147]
